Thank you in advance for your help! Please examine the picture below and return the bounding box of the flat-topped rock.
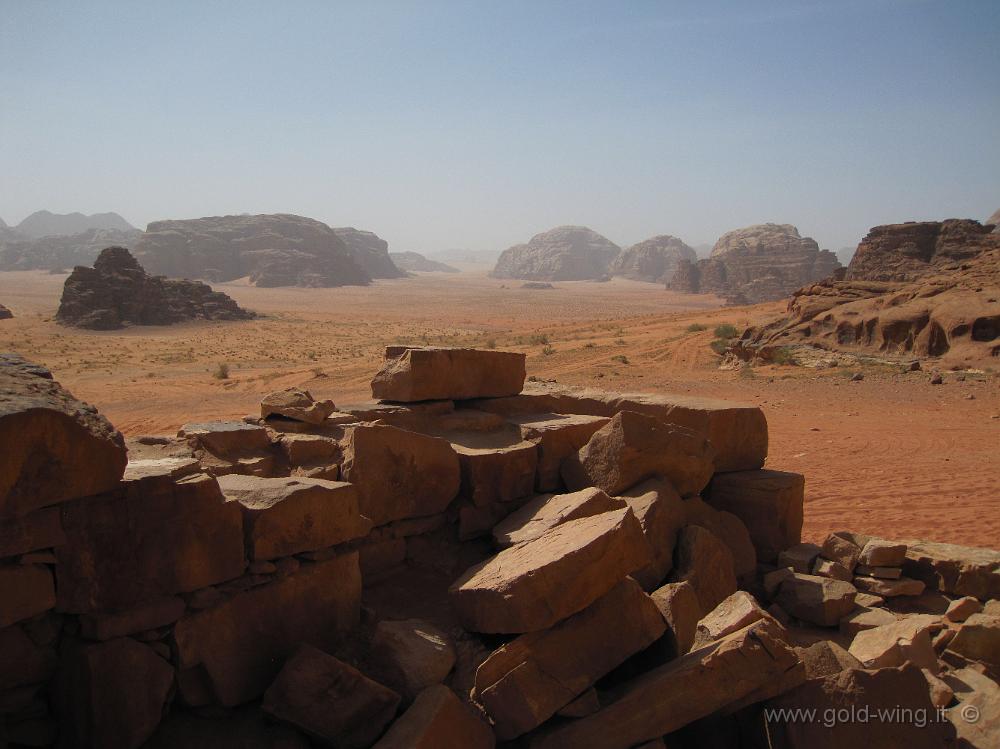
[179,421,271,457]
[508,412,610,491]
[848,615,940,670]
[449,507,650,633]
[492,487,625,548]
[372,347,526,402]
[902,539,1000,600]
[373,685,495,749]
[772,572,857,627]
[260,388,336,425]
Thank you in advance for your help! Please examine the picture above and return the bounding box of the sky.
[1,0,998,254]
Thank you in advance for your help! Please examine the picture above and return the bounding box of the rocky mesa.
[56,246,255,330]
[491,226,621,281]
[610,234,696,283]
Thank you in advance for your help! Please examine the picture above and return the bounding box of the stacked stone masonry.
[1,347,997,748]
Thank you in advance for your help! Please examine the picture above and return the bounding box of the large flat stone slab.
[492,488,625,548]
[902,539,1000,600]
[450,507,651,633]
[507,413,610,492]
[374,684,495,749]
[372,346,526,402]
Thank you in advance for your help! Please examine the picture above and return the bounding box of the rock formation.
[667,223,841,304]
[389,251,459,273]
[332,227,406,279]
[1,346,996,747]
[56,246,255,330]
[14,210,135,238]
[610,235,696,282]
[133,214,371,288]
[987,207,1000,232]
[0,227,142,271]
[0,304,11,320]
[491,226,621,281]
[734,219,1000,368]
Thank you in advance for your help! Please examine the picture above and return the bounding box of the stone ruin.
[1,346,998,748]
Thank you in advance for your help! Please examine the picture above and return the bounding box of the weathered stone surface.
[262,644,400,748]
[371,619,456,700]
[372,347,526,402]
[492,487,624,548]
[557,688,601,718]
[945,596,983,623]
[0,507,65,558]
[692,591,770,650]
[277,433,339,468]
[0,353,126,518]
[854,564,902,579]
[777,543,821,574]
[530,619,799,749]
[773,573,856,627]
[55,637,174,749]
[217,475,370,560]
[681,497,757,580]
[332,227,407,280]
[179,420,271,458]
[838,606,897,636]
[450,507,651,633]
[820,532,862,571]
[491,225,621,282]
[56,473,246,613]
[853,575,925,598]
[618,478,686,590]
[610,235,696,283]
[474,578,665,739]
[470,383,767,473]
[56,246,254,329]
[562,411,714,497]
[812,557,853,582]
[649,581,701,657]
[174,553,361,706]
[669,525,737,614]
[766,664,956,748]
[858,539,907,567]
[902,539,1000,600]
[796,640,862,679]
[704,470,803,563]
[260,388,336,425]
[943,666,1000,747]
[453,440,537,506]
[123,456,200,482]
[948,613,1000,665]
[0,303,11,319]
[79,596,185,641]
[0,624,57,690]
[373,684,495,749]
[509,412,610,491]
[848,615,939,670]
[0,564,54,627]
[340,424,460,526]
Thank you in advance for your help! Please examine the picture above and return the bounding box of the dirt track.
[2,269,997,548]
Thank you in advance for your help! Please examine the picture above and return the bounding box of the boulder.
[370,619,456,700]
[276,433,340,469]
[948,613,1000,665]
[902,539,1000,600]
[173,553,361,706]
[858,539,907,567]
[179,420,271,457]
[649,580,701,657]
[796,640,862,679]
[669,525,737,614]
[492,487,625,548]
[373,685,495,749]
[0,564,55,627]
[474,578,665,739]
[853,575,925,597]
[943,666,1000,747]
[681,497,757,580]
[854,564,902,579]
[0,507,64,558]
[371,347,526,402]
[561,411,714,497]
[0,303,12,319]
[509,412,610,491]
[340,424,460,526]
[772,573,856,627]
[838,606,897,636]
[490,226,621,282]
[56,246,255,329]
[704,470,803,563]
[813,557,853,582]
[449,507,651,633]
[453,440,537,506]
[847,615,940,670]
[0,353,126,517]
[530,618,799,749]
[260,388,336,425]
[820,532,862,571]
[617,478,686,590]
[142,706,311,749]
[262,644,400,749]
[945,596,983,623]
[217,475,371,560]
[54,637,174,749]
[610,235,696,283]
[692,591,771,650]
[777,543,821,574]
[79,596,186,641]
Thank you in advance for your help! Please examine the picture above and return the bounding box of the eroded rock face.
[372,346,526,402]
[667,223,840,304]
[491,226,621,281]
[134,213,372,287]
[610,235,696,283]
[332,227,406,279]
[56,247,255,330]
[0,353,126,518]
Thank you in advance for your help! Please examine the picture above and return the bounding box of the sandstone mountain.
[0,227,142,271]
[733,219,1000,368]
[133,214,371,288]
[389,251,459,273]
[491,226,621,281]
[332,227,406,279]
[610,235,696,283]
[57,246,255,330]
[14,210,135,238]
[987,207,1000,231]
[667,223,841,304]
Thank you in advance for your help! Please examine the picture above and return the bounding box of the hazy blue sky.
[2,0,998,253]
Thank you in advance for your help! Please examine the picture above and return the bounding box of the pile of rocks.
[1,346,998,748]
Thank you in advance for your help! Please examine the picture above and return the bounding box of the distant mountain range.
[12,210,135,238]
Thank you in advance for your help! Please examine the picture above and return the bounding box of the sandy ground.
[2,269,998,549]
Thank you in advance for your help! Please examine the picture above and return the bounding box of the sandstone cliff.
[667,224,841,304]
[491,226,621,281]
[390,251,459,273]
[332,227,406,279]
[133,214,371,288]
[57,246,255,330]
[610,235,696,282]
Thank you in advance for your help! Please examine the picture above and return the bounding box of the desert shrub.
[709,339,729,356]
[772,347,799,366]
[529,333,550,345]
[686,323,708,332]
[615,338,626,345]
[714,323,738,339]
[612,354,629,365]
[583,342,596,349]
[542,345,556,356]
[484,338,497,349]
[212,362,230,380]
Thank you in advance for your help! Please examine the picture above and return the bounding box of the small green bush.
[772,347,799,366]
[542,345,556,356]
[685,323,708,333]
[212,363,230,380]
[612,354,629,365]
[529,333,550,345]
[709,339,729,356]
[714,323,738,339]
